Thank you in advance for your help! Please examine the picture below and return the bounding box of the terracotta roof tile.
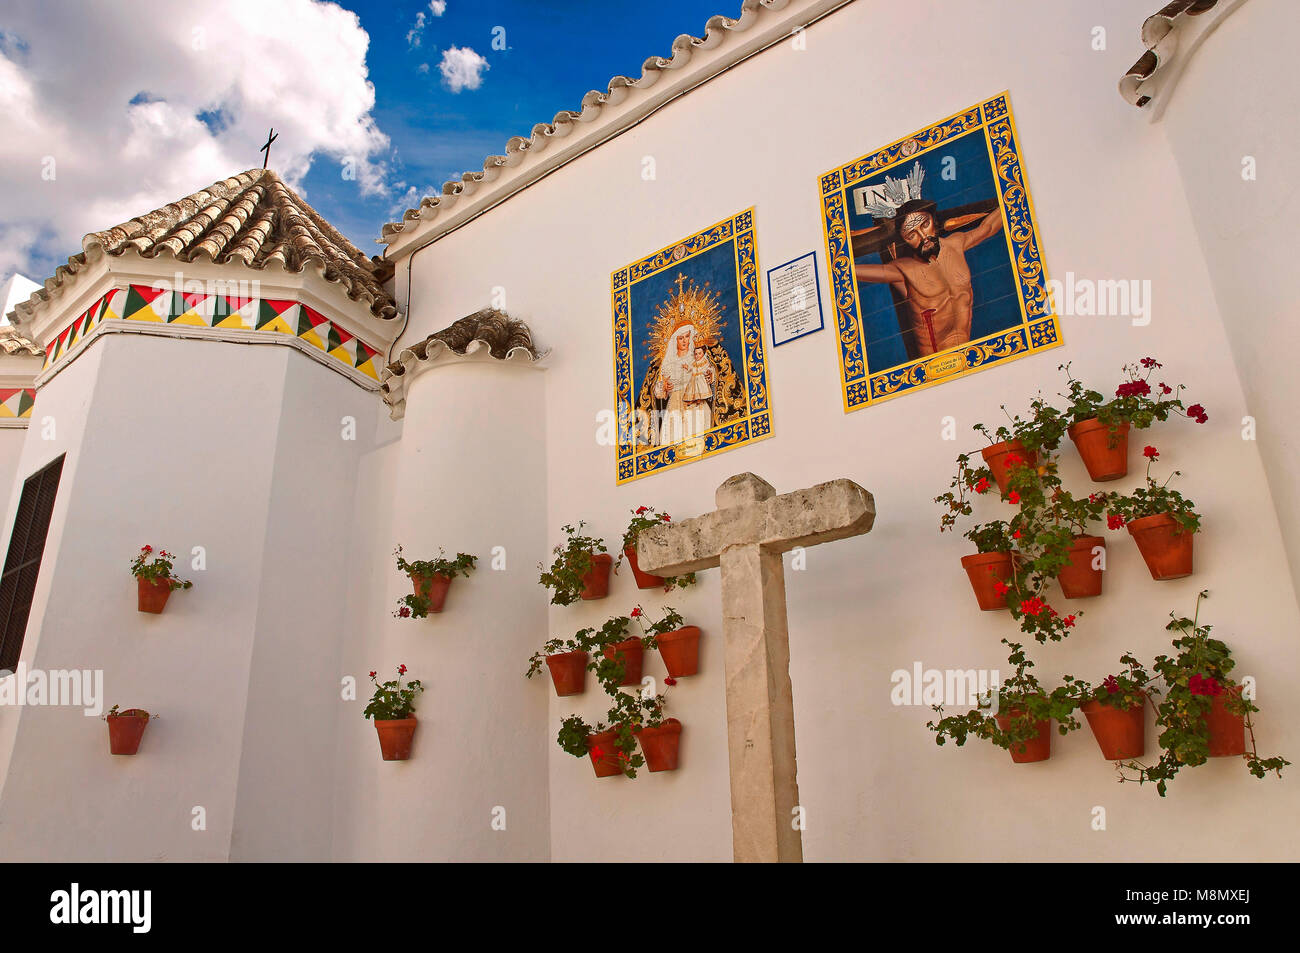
[11,169,396,325]
[1121,0,1223,108]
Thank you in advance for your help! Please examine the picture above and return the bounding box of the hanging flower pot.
[960,551,1013,611]
[587,730,624,778]
[106,708,151,755]
[1204,691,1246,758]
[1126,513,1194,580]
[636,719,682,772]
[374,716,418,761]
[995,711,1051,763]
[623,547,664,589]
[1068,418,1131,482]
[1082,697,1145,760]
[136,578,173,614]
[544,651,588,696]
[1058,536,1105,599]
[981,440,1037,495]
[603,638,644,686]
[580,553,614,600]
[410,573,453,613]
[656,626,701,677]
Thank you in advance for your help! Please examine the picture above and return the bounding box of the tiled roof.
[1121,0,1225,108]
[10,169,397,326]
[378,0,810,246]
[0,325,42,356]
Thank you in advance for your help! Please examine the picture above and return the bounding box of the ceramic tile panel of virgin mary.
[612,209,771,484]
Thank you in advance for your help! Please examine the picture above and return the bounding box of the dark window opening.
[0,455,65,672]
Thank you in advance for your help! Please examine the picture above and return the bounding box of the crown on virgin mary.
[648,274,723,356]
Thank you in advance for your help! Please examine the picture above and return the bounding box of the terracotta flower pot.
[137,577,172,614]
[636,718,682,772]
[656,626,701,677]
[1082,697,1145,760]
[106,709,150,755]
[374,715,417,761]
[960,551,1013,611]
[1127,513,1194,580]
[587,730,624,778]
[1068,418,1131,482]
[1204,690,1246,758]
[981,440,1037,495]
[623,547,665,589]
[995,711,1051,763]
[411,573,453,613]
[1058,535,1105,599]
[580,553,614,600]
[545,651,588,696]
[603,638,644,686]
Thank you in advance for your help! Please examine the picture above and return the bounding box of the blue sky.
[268,0,732,256]
[0,0,736,288]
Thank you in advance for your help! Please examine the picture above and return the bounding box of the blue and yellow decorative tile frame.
[612,208,771,484]
[819,93,1060,412]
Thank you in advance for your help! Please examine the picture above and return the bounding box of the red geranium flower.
[142,545,153,553]
[662,515,671,522]
[992,580,1011,596]
[1159,383,1172,395]
[1012,530,1022,539]
[1143,446,1159,459]
[1063,615,1076,628]
[664,676,677,686]
[369,671,377,679]
[1189,674,1223,696]
[1187,403,1208,423]
[1020,597,1045,616]
[1140,358,1162,369]
[635,506,649,514]
[630,607,642,618]
[398,607,411,618]
[398,664,407,675]
[1103,675,1119,693]
[974,477,990,494]
[1107,514,1125,530]
[590,746,603,758]
[1007,490,1020,504]
[1003,453,1023,468]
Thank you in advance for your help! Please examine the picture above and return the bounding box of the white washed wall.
[392,0,1299,860]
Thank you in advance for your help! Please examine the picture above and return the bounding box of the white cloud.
[0,0,393,282]
[438,46,488,93]
[417,63,430,74]
[429,1,447,15]
[406,12,426,48]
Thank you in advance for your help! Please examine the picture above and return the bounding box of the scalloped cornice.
[380,310,547,419]
[1120,0,1247,117]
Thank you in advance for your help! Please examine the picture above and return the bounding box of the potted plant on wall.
[104,704,152,755]
[392,546,477,618]
[130,545,192,614]
[586,615,642,689]
[633,690,682,772]
[1058,359,1205,482]
[1117,593,1288,796]
[928,640,1083,763]
[539,522,612,605]
[557,691,646,779]
[526,630,593,697]
[363,665,423,761]
[1067,655,1157,761]
[634,605,701,678]
[619,507,697,591]
[1104,448,1201,580]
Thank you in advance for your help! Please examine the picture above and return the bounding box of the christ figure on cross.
[854,198,1004,356]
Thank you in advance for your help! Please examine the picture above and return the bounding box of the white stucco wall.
[329,360,553,861]
[0,334,385,860]
[390,0,1299,860]
[1156,0,1300,602]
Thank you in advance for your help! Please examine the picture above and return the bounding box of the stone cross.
[637,472,876,863]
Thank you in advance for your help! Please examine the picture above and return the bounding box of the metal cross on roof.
[260,128,278,169]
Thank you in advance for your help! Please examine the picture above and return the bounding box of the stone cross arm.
[637,473,876,576]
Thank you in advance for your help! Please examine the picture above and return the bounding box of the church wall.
[395,0,1300,860]
[228,352,390,861]
[329,360,553,861]
[1156,0,1300,606]
[0,430,29,526]
[0,335,286,860]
